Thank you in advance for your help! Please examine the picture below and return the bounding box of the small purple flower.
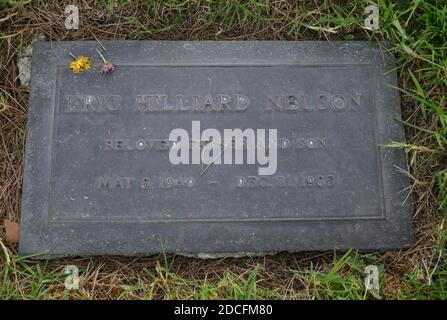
[100,61,116,75]
[96,48,116,75]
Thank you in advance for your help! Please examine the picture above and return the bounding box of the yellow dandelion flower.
[69,56,92,74]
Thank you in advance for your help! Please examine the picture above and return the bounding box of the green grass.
[292,251,380,300]
[116,261,281,300]
[0,0,446,299]
[0,254,63,299]
[3,249,444,300]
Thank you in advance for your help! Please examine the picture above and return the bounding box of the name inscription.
[64,93,362,113]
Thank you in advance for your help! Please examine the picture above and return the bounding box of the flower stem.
[64,49,77,59]
[96,48,107,63]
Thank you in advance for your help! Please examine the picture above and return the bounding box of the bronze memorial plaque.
[20,41,413,256]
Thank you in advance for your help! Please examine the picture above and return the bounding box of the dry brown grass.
[0,0,445,299]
